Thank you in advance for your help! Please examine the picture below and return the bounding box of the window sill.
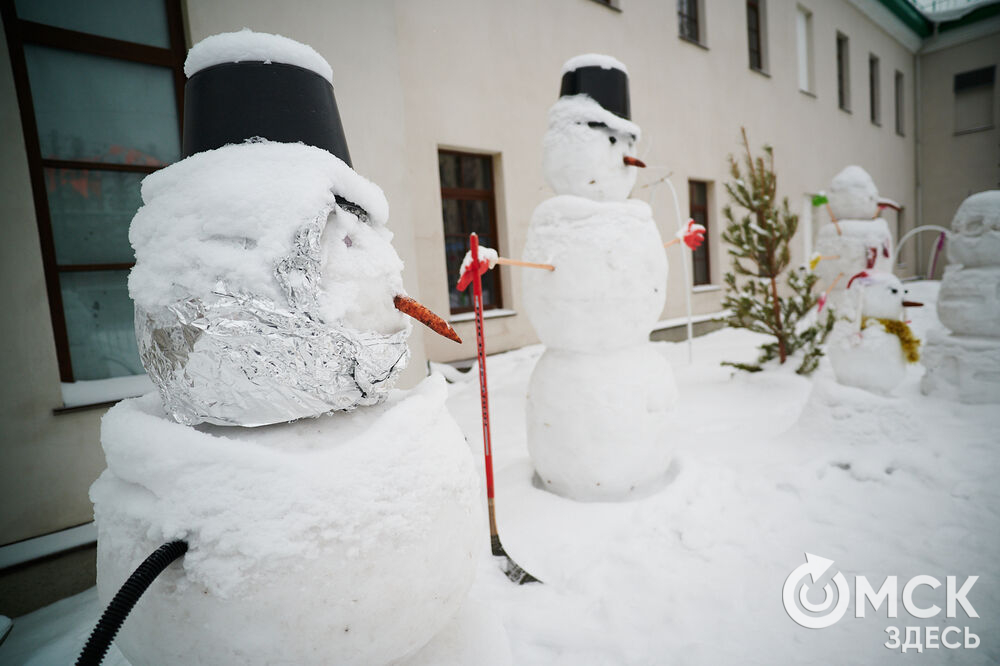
[839,106,852,114]
[954,124,994,136]
[799,88,817,98]
[871,120,882,127]
[56,374,154,414]
[449,308,517,324]
[896,130,905,137]
[678,35,709,50]
[749,66,770,78]
[692,284,722,293]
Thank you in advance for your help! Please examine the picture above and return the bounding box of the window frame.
[953,65,996,135]
[796,5,814,94]
[688,180,711,287]
[438,149,503,315]
[677,0,701,46]
[894,70,905,136]
[836,32,851,112]
[1,0,187,383]
[869,53,881,126]
[746,0,766,74]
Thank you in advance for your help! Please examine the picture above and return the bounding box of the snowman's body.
[814,166,895,312]
[92,31,485,666]
[522,56,675,501]
[922,190,1000,403]
[828,272,919,394]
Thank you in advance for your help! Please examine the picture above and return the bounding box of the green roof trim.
[938,2,1000,32]
[876,0,933,37]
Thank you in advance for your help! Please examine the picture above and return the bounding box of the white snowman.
[813,166,897,313]
[91,31,491,666]
[828,270,922,394]
[922,190,1000,403]
[520,55,676,501]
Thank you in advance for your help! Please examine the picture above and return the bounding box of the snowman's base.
[526,345,677,502]
[921,329,1000,403]
[91,376,482,666]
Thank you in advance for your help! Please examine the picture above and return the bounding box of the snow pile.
[459,245,500,274]
[542,95,641,201]
[90,375,482,665]
[184,29,333,82]
[560,53,628,75]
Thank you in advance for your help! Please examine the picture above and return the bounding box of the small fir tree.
[720,128,833,375]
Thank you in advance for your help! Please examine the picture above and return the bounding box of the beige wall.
[397,0,918,362]
[0,17,109,546]
[0,0,931,546]
[919,24,1000,247]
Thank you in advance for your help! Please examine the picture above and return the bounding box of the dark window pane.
[59,269,142,380]
[14,0,171,48]
[439,152,459,189]
[460,154,491,190]
[24,45,180,165]
[46,168,142,265]
[441,198,461,236]
[689,181,710,286]
[462,200,491,237]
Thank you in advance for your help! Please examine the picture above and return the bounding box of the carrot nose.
[393,295,462,343]
[902,301,923,307]
[623,156,646,168]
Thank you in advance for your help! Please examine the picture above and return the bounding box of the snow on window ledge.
[448,308,517,324]
[59,374,155,411]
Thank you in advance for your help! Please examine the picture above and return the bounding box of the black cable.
[76,540,188,666]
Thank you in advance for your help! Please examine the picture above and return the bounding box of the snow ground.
[3,281,998,665]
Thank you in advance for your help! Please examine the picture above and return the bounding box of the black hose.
[76,540,188,666]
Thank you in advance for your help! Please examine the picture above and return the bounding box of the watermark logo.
[782,553,851,629]
[781,553,981,653]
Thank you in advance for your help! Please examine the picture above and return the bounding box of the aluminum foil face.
[135,201,410,427]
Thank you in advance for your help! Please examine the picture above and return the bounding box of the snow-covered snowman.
[828,270,922,394]
[922,190,1000,403]
[813,166,898,312]
[90,31,489,665]
[520,55,676,501]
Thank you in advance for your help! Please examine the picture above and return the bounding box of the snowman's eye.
[587,121,608,129]
[609,136,617,144]
[890,288,898,294]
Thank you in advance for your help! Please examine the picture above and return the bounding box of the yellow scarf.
[861,317,921,363]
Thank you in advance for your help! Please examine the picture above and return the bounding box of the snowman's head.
[542,94,642,201]
[829,165,879,220]
[948,190,1000,268]
[847,271,922,320]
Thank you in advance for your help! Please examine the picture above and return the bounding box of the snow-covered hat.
[182,30,352,165]
[559,54,632,120]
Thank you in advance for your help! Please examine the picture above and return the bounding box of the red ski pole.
[468,232,540,585]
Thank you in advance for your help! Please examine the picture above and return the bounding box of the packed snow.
[4,282,999,664]
[90,375,481,665]
[560,53,629,75]
[828,165,881,220]
[183,28,334,82]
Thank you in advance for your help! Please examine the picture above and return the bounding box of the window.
[3,0,185,383]
[746,1,767,73]
[836,32,851,112]
[796,6,814,93]
[438,150,502,313]
[678,0,701,44]
[689,181,711,286]
[895,70,905,135]
[869,54,881,125]
[954,66,995,134]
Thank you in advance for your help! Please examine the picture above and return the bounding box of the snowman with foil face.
[520,54,677,502]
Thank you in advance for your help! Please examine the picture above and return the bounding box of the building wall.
[0,0,926,551]
[919,22,1000,252]
[396,0,919,363]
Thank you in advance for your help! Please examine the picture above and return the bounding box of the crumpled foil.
[135,201,410,427]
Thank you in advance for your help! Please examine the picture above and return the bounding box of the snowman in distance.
[813,166,899,313]
[518,54,678,501]
[828,270,922,394]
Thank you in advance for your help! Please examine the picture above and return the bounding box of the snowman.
[518,54,677,501]
[813,166,898,313]
[90,31,487,665]
[922,190,1000,403]
[828,270,922,394]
